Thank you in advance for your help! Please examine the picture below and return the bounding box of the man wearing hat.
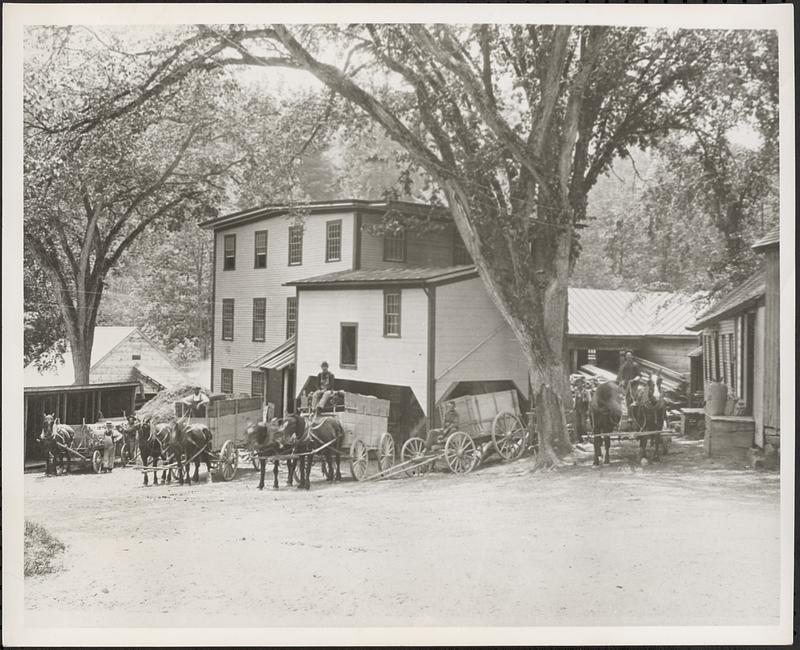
[572,377,591,442]
[102,421,121,473]
[183,385,210,419]
[311,361,336,416]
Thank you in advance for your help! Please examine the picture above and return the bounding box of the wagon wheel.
[217,440,238,482]
[349,439,368,481]
[401,437,431,476]
[378,433,395,473]
[491,411,527,461]
[444,431,478,474]
[91,449,103,474]
[120,443,131,467]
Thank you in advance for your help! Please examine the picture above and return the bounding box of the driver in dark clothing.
[312,361,335,416]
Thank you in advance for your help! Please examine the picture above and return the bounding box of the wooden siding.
[359,214,457,269]
[213,211,355,395]
[433,277,529,405]
[91,331,188,388]
[295,287,429,412]
[752,305,765,447]
[637,337,696,375]
[762,249,779,434]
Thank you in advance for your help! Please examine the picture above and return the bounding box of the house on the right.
[687,226,780,459]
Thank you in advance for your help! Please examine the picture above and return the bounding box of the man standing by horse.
[311,361,335,417]
[572,377,591,443]
[617,351,642,411]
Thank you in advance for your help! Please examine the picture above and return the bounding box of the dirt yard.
[24,439,780,628]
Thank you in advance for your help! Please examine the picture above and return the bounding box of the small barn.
[687,226,780,458]
[24,326,195,405]
[568,288,698,375]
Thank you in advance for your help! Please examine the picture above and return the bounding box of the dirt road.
[24,440,780,628]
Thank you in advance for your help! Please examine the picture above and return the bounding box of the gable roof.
[568,288,698,338]
[200,199,452,231]
[687,268,766,331]
[23,326,189,389]
[286,265,478,288]
[24,327,137,388]
[751,226,780,252]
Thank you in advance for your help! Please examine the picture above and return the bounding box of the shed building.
[687,226,780,457]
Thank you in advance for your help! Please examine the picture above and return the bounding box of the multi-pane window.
[251,371,265,399]
[286,297,298,339]
[340,323,358,368]
[288,225,303,265]
[254,230,268,269]
[453,230,472,265]
[221,299,234,340]
[721,332,736,394]
[383,291,401,337]
[221,369,234,394]
[326,220,342,262]
[223,234,236,271]
[383,229,406,262]
[252,298,266,342]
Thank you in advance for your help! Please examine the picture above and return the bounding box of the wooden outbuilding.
[23,381,139,461]
[687,226,780,458]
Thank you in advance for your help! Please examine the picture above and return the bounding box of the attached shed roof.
[568,288,698,338]
[286,265,478,288]
[24,381,141,396]
[24,327,137,388]
[751,226,780,251]
[688,268,766,331]
[245,336,296,370]
[200,199,452,231]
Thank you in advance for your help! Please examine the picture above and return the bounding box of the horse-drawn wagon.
[369,389,529,479]
[299,390,395,481]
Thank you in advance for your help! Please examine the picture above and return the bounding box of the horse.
[245,418,300,490]
[39,413,76,476]
[630,373,666,462]
[589,381,622,466]
[280,412,344,490]
[137,418,173,486]
[166,419,213,485]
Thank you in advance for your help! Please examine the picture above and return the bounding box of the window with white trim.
[252,298,266,342]
[326,220,342,262]
[288,226,303,265]
[223,234,236,271]
[221,369,234,394]
[286,297,297,339]
[221,299,234,340]
[254,230,268,269]
[251,371,265,399]
[383,291,401,337]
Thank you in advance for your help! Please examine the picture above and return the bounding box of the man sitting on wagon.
[183,386,210,419]
[425,401,460,451]
[311,361,336,417]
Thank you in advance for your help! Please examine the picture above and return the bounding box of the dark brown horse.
[630,373,666,462]
[39,414,76,475]
[245,418,300,490]
[280,413,344,490]
[137,418,172,486]
[589,381,622,466]
[167,419,213,485]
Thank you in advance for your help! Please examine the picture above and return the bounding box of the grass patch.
[24,519,66,577]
